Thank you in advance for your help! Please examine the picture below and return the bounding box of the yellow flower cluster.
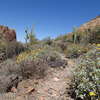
[96,44,100,50]
[16,48,44,64]
[89,92,96,96]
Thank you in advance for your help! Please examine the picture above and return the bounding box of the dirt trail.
[29,55,75,100]
[0,55,75,100]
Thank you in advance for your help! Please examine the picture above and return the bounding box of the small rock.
[40,96,45,100]
[11,87,17,93]
[53,77,59,81]
[17,86,35,96]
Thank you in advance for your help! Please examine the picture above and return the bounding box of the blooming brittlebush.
[16,48,44,64]
[72,45,100,100]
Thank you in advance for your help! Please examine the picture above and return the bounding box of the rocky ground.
[0,55,75,100]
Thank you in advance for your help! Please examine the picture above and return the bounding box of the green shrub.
[65,44,89,58]
[71,47,100,100]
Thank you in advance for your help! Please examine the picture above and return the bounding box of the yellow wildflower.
[89,92,96,96]
[97,44,100,47]
[97,48,100,50]
[16,48,45,64]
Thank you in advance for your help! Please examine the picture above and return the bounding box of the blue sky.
[0,0,100,42]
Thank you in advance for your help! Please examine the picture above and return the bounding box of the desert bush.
[0,59,21,75]
[0,41,25,62]
[32,47,67,68]
[16,47,49,79]
[0,59,22,93]
[71,46,100,100]
[0,40,7,62]
[54,40,67,51]
[16,46,66,79]
[17,46,67,68]
[76,26,100,44]
[85,27,100,44]
[20,58,48,79]
[49,39,68,53]
[6,41,25,58]
[26,42,49,51]
[54,34,74,43]
[55,34,68,41]
[16,48,45,64]
[42,37,53,46]
[65,44,89,58]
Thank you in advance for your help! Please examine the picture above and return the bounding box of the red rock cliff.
[0,25,16,41]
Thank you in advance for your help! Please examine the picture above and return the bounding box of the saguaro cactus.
[72,27,78,44]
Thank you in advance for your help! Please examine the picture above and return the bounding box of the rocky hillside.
[78,15,100,32]
[0,25,16,41]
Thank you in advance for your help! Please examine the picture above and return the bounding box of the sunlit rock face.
[0,25,16,41]
[78,16,100,32]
